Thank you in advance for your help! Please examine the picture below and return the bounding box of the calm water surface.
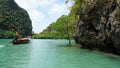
[0,39,120,68]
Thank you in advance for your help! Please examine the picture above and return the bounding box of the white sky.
[15,0,73,33]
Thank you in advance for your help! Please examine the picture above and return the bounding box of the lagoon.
[0,39,120,68]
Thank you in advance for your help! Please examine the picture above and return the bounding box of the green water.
[0,39,120,68]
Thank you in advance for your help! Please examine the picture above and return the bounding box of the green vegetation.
[32,15,75,39]
[0,30,14,39]
[32,0,84,39]
[69,0,83,20]
[32,0,79,39]
[0,0,32,38]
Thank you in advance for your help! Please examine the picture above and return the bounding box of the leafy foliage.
[0,30,14,39]
[32,15,75,39]
[32,0,83,39]
[0,0,32,38]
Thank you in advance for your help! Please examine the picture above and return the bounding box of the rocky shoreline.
[74,0,120,55]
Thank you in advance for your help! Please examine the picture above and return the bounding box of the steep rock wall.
[74,0,120,54]
[0,0,32,38]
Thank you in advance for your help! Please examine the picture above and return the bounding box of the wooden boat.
[12,38,30,44]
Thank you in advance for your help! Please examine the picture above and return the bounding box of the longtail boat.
[12,38,30,44]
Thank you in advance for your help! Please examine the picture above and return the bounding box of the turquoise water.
[0,39,120,68]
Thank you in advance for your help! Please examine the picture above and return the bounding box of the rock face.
[0,0,32,38]
[74,0,120,54]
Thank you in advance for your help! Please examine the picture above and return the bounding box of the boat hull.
[13,38,30,44]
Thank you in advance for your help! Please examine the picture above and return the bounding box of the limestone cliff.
[74,0,120,54]
[0,0,32,38]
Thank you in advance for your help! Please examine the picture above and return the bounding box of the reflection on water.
[0,39,120,68]
[0,45,4,48]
